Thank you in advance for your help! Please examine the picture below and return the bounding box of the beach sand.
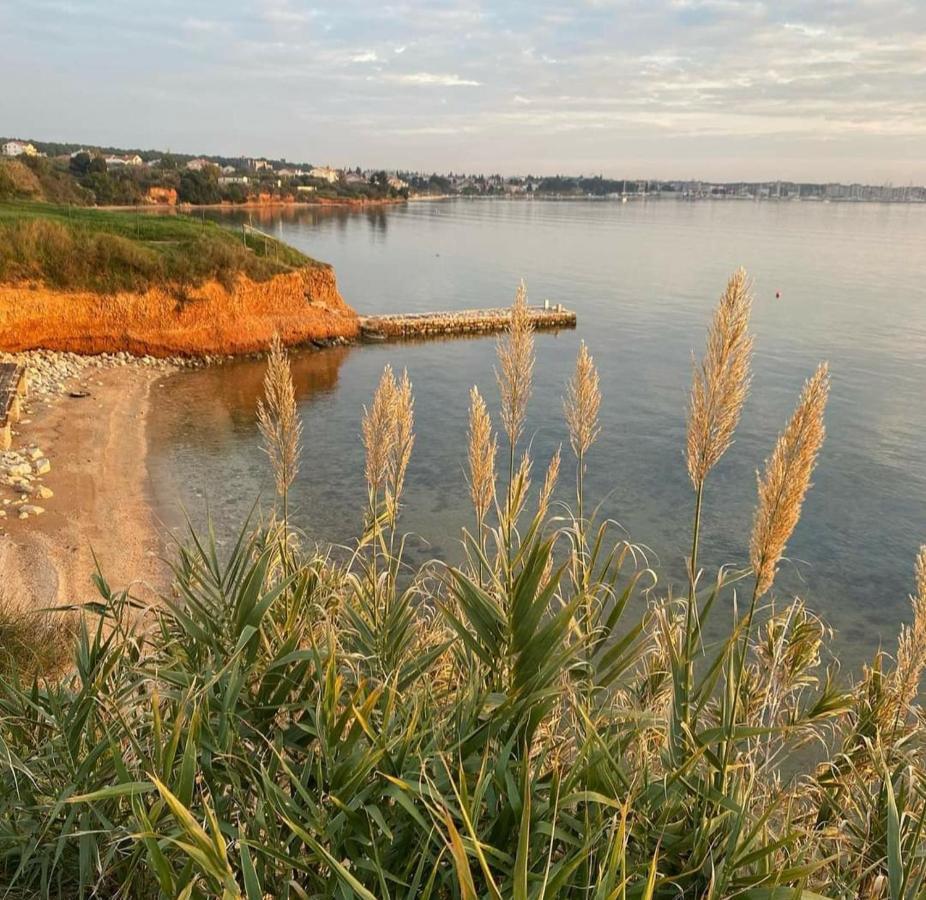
[0,365,167,611]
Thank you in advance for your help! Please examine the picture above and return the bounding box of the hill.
[0,203,358,355]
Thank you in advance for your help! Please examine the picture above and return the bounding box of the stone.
[20,505,44,516]
[36,486,54,500]
[6,462,31,478]
[33,458,51,475]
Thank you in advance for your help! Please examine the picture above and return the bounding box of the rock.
[20,504,44,516]
[36,486,54,500]
[26,447,44,461]
[6,462,31,478]
[33,458,51,475]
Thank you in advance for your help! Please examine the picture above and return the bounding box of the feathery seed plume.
[890,545,926,712]
[538,445,562,521]
[467,386,497,523]
[362,365,398,496]
[509,450,533,526]
[564,341,601,459]
[749,363,830,598]
[257,334,302,501]
[686,269,753,488]
[496,280,535,449]
[388,369,415,515]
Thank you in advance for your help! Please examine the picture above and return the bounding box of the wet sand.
[0,366,167,610]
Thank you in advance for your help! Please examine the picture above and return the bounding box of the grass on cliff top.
[0,201,318,295]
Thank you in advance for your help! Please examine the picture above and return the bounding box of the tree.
[69,152,92,176]
[179,169,221,205]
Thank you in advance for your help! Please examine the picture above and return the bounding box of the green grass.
[0,201,317,294]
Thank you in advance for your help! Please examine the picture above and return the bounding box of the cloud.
[2,0,925,180]
[384,72,482,87]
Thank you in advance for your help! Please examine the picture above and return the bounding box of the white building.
[218,175,249,185]
[185,158,212,171]
[309,165,340,184]
[2,141,38,158]
[105,154,144,167]
[387,175,408,191]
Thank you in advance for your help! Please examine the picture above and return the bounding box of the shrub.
[0,273,923,898]
[0,592,75,681]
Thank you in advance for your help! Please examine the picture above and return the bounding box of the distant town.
[2,137,924,207]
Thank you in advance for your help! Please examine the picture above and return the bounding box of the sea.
[146,198,926,668]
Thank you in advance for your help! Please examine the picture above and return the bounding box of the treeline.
[0,150,407,207]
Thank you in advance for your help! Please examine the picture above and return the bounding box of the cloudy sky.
[2,0,924,181]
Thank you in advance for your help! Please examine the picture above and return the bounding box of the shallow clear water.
[147,199,926,668]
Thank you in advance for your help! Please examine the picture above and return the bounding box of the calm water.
[147,199,926,667]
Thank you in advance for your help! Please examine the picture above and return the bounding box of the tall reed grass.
[0,272,924,899]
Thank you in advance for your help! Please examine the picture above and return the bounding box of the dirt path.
[0,366,167,611]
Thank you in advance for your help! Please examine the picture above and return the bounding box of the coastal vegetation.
[1,274,924,898]
[0,202,315,295]
[0,147,408,208]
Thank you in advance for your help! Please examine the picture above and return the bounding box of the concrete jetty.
[359,305,576,341]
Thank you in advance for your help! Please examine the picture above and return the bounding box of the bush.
[0,593,75,681]
[0,275,923,897]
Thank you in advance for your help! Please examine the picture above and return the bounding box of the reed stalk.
[467,385,497,565]
[682,270,753,707]
[496,280,534,579]
[722,362,830,781]
[257,333,302,567]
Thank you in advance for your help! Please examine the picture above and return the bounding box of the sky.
[1,0,924,182]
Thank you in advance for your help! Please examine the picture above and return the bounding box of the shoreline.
[0,356,168,611]
[99,196,412,212]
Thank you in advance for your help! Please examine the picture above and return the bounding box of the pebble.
[0,348,187,526]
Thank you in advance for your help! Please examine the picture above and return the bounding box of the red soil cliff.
[0,265,359,357]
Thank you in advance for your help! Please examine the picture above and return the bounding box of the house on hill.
[2,140,38,157]
[309,165,340,184]
[105,154,144,167]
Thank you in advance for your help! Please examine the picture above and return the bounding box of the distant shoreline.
[97,193,926,212]
[98,196,410,212]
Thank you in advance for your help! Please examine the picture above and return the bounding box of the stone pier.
[359,305,576,341]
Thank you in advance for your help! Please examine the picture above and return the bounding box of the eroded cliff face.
[0,264,359,357]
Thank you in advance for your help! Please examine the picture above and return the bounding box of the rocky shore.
[0,350,182,533]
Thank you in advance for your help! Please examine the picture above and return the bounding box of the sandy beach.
[0,363,167,611]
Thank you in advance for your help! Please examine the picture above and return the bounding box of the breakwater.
[359,305,576,340]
